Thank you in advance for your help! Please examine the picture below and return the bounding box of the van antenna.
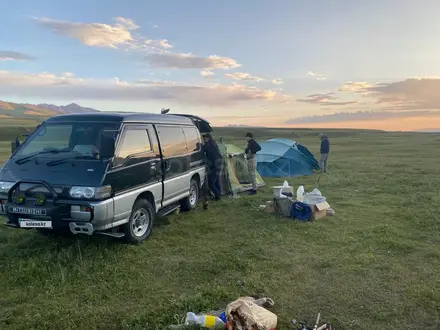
[161,108,170,114]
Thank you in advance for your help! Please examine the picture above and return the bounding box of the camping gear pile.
[256,139,320,177]
[261,181,334,222]
[169,297,333,329]
[169,297,277,329]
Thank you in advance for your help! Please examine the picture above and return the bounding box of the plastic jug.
[186,312,225,328]
[281,180,294,197]
[296,185,305,202]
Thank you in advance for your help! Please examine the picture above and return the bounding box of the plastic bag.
[311,188,322,196]
[226,297,277,330]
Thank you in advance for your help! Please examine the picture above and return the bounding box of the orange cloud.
[291,115,440,131]
[0,70,288,107]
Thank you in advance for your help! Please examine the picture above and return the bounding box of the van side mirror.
[11,138,20,154]
[10,133,31,154]
[100,136,116,158]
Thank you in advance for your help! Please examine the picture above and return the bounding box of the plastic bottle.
[296,185,305,202]
[219,311,227,324]
[186,312,225,328]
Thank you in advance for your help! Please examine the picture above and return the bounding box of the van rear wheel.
[180,179,199,211]
[124,199,155,244]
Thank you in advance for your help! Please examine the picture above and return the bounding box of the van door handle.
[164,160,171,172]
[150,162,157,175]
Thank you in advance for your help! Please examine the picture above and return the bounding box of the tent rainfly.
[256,138,320,177]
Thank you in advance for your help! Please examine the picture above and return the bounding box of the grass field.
[0,126,439,329]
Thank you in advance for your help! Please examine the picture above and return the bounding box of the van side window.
[114,128,151,166]
[157,126,187,157]
[183,127,201,152]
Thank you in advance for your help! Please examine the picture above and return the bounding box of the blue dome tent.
[256,138,320,177]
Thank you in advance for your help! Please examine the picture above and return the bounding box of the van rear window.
[183,127,201,152]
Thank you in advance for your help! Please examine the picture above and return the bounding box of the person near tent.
[319,133,330,173]
[245,132,261,195]
[202,133,222,200]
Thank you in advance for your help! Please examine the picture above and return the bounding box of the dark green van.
[0,112,211,243]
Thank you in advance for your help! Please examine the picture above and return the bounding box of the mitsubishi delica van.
[0,112,212,244]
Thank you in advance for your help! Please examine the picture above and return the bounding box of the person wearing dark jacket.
[319,133,330,173]
[202,134,222,200]
[245,132,261,195]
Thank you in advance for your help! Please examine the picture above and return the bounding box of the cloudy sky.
[2,0,440,131]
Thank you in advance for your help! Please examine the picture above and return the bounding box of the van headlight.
[69,185,112,200]
[0,181,14,194]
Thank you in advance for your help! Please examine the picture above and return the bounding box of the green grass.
[0,118,43,127]
[1,127,440,329]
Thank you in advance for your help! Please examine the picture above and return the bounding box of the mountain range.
[3,100,438,132]
[0,100,100,119]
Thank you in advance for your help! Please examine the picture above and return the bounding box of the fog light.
[15,194,25,205]
[34,193,46,206]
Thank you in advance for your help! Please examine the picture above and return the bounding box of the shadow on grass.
[155,215,172,228]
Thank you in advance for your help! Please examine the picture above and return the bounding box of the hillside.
[0,100,100,119]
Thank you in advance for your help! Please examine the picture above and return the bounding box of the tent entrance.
[231,154,252,184]
[218,143,265,196]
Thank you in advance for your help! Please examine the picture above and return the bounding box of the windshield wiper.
[15,149,71,165]
[46,154,97,166]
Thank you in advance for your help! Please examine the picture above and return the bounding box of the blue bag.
[290,202,312,221]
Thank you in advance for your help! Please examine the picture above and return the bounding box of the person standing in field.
[245,132,261,195]
[202,133,222,201]
[319,133,330,173]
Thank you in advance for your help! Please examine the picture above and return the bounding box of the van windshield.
[14,122,120,160]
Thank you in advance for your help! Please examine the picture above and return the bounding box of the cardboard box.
[264,201,276,213]
[307,201,330,220]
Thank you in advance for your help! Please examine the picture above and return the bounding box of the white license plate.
[19,219,52,228]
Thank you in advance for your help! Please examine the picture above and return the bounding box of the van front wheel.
[124,199,155,244]
[180,179,199,211]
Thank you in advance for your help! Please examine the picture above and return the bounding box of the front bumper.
[0,180,115,234]
[2,198,114,233]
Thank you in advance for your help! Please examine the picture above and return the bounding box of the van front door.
[105,124,163,220]
[155,125,190,205]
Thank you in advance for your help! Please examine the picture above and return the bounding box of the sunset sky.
[2,0,440,131]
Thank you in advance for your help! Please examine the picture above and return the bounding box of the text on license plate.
[19,219,52,228]
[9,207,47,215]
